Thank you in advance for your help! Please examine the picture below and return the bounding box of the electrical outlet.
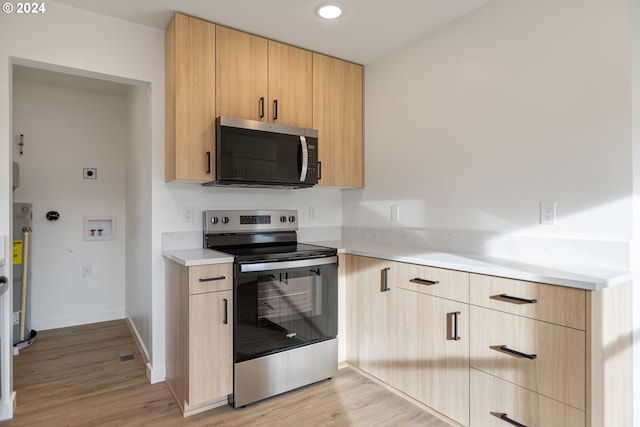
[12,312,20,326]
[309,206,317,220]
[540,202,556,225]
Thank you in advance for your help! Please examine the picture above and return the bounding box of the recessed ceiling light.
[316,3,344,20]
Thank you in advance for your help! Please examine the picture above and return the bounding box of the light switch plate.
[391,205,400,222]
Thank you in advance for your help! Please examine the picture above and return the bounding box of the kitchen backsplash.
[343,226,631,271]
[163,226,629,271]
[162,226,343,251]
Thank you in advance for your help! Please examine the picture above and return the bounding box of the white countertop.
[162,240,636,291]
[162,248,234,266]
[313,240,635,291]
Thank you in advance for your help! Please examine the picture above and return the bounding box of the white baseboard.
[146,362,166,384]
[31,310,125,331]
[0,391,16,421]
[124,317,165,384]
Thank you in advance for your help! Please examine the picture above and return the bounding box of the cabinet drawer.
[470,368,585,427]
[470,274,586,330]
[189,264,233,294]
[470,305,585,410]
[396,262,469,303]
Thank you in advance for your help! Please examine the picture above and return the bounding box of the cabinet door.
[470,305,586,410]
[267,41,312,128]
[349,257,396,384]
[395,288,470,426]
[313,53,363,187]
[188,290,233,406]
[216,26,268,121]
[165,13,216,181]
[470,368,585,427]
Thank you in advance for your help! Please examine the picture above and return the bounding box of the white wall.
[12,80,126,330]
[125,85,152,361]
[345,0,633,249]
[0,1,165,387]
[349,0,639,424]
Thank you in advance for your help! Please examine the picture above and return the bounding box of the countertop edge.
[323,241,637,291]
[162,249,234,267]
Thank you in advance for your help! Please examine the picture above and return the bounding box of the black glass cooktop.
[216,242,336,263]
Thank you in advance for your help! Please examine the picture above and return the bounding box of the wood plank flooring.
[3,320,451,426]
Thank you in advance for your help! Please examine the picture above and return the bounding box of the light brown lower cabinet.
[165,261,233,416]
[345,255,634,427]
[394,287,469,426]
[470,368,585,427]
[346,256,397,385]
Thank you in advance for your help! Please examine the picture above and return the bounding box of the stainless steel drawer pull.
[198,275,226,282]
[499,345,537,360]
[499,413,527,427]
[499,294,537,304]
[412,277,439,285]
[453,311,461,341]
[382,267,391,292]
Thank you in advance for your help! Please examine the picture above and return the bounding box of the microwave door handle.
[299,135,309,182]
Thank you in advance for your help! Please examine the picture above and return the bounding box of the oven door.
[234,256,338,363]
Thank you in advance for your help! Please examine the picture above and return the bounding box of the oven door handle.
[239,255,338,273]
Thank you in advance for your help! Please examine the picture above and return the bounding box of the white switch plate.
[391,205,400,222]
[309,206,317,220]
[540,202,556,225]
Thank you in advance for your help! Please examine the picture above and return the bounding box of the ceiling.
[52,0,495,65]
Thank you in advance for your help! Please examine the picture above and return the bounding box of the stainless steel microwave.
[203,116,319,189]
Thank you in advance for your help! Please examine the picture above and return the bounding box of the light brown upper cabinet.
[313,53,364,187]
[165,13,216,182]
[215,26,313,128]
[165,15,363,186]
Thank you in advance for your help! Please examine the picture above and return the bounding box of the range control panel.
[203,209,298,233]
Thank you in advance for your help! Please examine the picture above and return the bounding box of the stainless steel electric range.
[203,209,338,408]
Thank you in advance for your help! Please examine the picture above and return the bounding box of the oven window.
[234,263,337,362]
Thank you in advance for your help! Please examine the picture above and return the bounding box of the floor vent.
[119,353,135,362]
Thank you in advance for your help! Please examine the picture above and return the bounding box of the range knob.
[289,215,296,223]
[221,216,230,224]
[280,215,287,223]
[210,217,219,224]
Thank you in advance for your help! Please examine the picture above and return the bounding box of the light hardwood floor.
[3,320,451,427]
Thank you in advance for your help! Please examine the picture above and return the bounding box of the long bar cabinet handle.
[500,413,527,427]
[382,267,391,292]
[223,298,228,325]
[273,99,278,120]
[453,311,461,341]
[412,277,439,285]
[198,275,226,282]
[499,345,537,360]
[206,151,211,174]
[499,294,537,304]
[259,97,265,118]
